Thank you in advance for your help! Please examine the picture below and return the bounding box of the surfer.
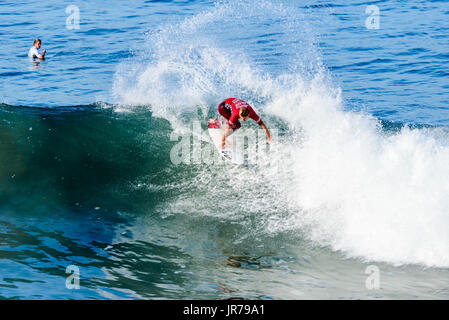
[28,39,46,60]
[217,98,271,149]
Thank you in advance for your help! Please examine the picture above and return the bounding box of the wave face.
[110,0,449,268]
[0,103,177,216]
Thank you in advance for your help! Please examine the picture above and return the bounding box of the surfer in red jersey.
[217,98,271,149]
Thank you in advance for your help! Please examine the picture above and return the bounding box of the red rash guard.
[217,98,263,129]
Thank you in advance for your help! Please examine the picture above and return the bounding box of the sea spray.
[268,73,449,267]
[113,0,449,268]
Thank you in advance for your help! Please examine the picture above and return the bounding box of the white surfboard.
[208,118,244,165]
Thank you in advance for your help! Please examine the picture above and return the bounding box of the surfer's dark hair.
[239,107,250,117]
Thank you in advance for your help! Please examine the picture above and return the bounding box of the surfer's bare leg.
[221,125,234,149]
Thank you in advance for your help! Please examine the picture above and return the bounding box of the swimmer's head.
[34,39,41,49]
[239,107,250,121]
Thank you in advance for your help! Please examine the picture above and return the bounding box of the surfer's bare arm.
[221,125,233,149]
[260,123,272,143]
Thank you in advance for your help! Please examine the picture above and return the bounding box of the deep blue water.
[1,0,448,124]
[1,0,449,299]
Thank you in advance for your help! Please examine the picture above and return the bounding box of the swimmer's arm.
[39,50,46,60]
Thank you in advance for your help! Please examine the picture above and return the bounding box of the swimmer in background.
[28,39,46,60]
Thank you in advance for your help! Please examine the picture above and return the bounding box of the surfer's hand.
[221,140,225,149]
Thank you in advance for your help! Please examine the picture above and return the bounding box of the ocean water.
[1,0,449,299]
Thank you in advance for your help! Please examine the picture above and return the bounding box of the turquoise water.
[1,0,449,299]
